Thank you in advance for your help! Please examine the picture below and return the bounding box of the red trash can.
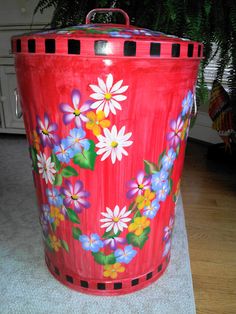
[12,8,203,295]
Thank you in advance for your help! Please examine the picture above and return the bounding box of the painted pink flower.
[163,216,174,241]
[103,237,126,250]
[61,180,90,213]
[126,171,151,199]
[167,115,184,147]
[36,113,59,148]
[60,89,92,128]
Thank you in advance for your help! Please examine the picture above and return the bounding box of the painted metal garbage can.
[12,8,203,295]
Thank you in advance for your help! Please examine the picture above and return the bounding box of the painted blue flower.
[163,239,171,257]
[143,199,160,219]
[46,188,63,207]
[109,31,131,38]
[40,204,51,233]
[151,169,169,191]
[66,128,90,155]
[42,204,54,223]
[156,181,170,201]
[40,213,48,234]
[161,148,176,171]
[53,139,74,163]
[79,233,104,253]
[182,91,193,116]
[114,245,137,264]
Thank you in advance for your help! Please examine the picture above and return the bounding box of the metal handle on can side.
[14,88,23,119]
[86,8,130,26]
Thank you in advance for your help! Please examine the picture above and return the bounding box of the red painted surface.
[13,17,202,295]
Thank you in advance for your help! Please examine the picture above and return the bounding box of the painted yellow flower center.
[74,109,81,116]
[42,129,49,136]
[71,194,79,200]
[111,141,118,148]
[138,184,144,189]
[113,217,120,222]
[104,93,112,100]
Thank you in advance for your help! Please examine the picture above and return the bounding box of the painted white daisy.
[89,73,128,117]
[37,152,56,184]
[100,205,132,234]
[96,125,133,164]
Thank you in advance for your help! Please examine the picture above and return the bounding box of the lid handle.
[86,8,130,26]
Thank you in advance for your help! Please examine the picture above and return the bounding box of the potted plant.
[34,0,236,131]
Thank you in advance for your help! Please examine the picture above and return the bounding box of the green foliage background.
[34,0,236,121]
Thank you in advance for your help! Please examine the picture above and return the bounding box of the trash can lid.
[12,8,203,59]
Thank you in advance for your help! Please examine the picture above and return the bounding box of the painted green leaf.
[157,150,166,168]
[169,178,173,192]
[73,140,97,170]
[144,160,158,175]
[176,145,180,156]
[102,230,121,239]
[29,147,38,173]
[133,210,142,219]
[61,166,78,178]
[53,173,63,186]
[44,236,53,251]
[128,201,135,212]
[126,226,151,249]
[51,222,57,232]
[51,153,61,171]
[72,227,82,239]
[60,239,69,252]
[92,252,116,265]
[173,194,177,203]
[67,208,80,224]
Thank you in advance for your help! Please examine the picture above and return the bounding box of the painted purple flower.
[61,180,90,213]
[167,115,184,147]
[126,171,151,199]
[163,217,174,241]
[40,204,54,234]
[40,204,51,233]
[40,213,49,234]
[36,113,59,148]
[41,204,51,221]
[103,237,126,250]
[60,89,91,128]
